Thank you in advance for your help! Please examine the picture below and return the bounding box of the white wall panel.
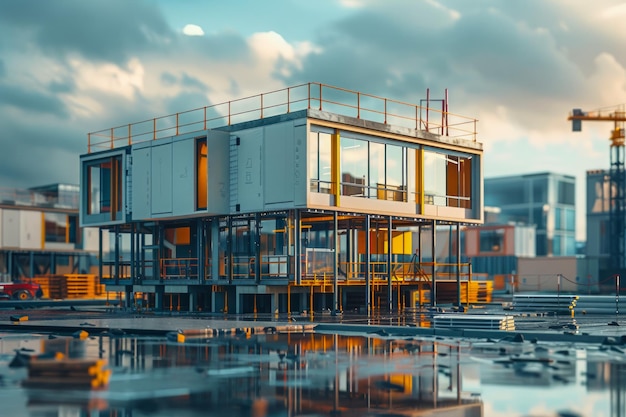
[207,130,230,214]
[82,227,100,252]
[264,122,294,205]
[2,209,19,247]
[151,143,173,215]
[131,146,152,220]
[237,128,263,212]
[293,124,307,207]
[172,138,195,216]
[20,210,41,249]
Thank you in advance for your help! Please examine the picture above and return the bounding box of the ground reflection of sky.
[0,330,624,417]
[481,385,609,417]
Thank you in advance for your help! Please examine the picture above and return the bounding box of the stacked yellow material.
[22,355,110,389]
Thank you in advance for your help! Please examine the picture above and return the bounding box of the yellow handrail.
[87,83,478,152]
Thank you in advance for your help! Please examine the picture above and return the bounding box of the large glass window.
[424,150,471,207]
[532,178,548,204]
[87,156,122,218]
[479,229,504,253]
[341,137,368,196]
[369,142,385,198]
[558,180,575,205]
[565,235,576,256]
[553,235,562,255]
[485,180,526,206]
[386,144,406,201]
[309,132,332,193]
[45,213,67,243]
[424,152,447,205]
[565,208,575,232]
[555,208,562,231]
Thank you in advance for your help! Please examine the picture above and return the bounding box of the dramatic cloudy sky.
[2,0,626,240]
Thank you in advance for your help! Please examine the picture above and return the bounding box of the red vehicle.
[0,282,43,300]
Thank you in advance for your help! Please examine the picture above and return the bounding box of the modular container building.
[79,83,484,314]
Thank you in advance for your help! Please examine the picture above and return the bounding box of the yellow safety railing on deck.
[88,83,478,152]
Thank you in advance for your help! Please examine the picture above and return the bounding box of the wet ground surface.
[0,305,625,416]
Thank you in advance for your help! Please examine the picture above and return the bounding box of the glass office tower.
[485,172,576,256]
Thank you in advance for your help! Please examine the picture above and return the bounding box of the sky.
[1,0,626,241]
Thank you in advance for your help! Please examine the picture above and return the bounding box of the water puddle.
[0,329,620,416]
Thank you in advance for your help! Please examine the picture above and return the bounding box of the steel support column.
[432,220,437,307]
[387,216,393,311]
[333,211,339,313]
[365,214,371,315]
[456,223,461,307]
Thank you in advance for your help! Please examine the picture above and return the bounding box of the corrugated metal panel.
[229,135,238,213]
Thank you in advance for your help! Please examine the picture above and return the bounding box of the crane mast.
[569,105,626,277]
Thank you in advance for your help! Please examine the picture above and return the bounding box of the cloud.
[0,83,69,118]
[183,24,205,36]
[0,0,173,65]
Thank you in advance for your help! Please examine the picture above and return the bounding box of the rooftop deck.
[87,82,478,153]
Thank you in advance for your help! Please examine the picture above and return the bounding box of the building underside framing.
[101,210,471,314]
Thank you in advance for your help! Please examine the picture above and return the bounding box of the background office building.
[485,172,576,257]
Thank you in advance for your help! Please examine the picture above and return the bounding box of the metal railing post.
[319,83,322,110]
[384,98,387,124]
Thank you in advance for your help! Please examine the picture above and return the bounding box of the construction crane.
[568,105,626,277]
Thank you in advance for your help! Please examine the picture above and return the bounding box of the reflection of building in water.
[97,333,483,417]
[475,344,579,388]
[586,361,626,417]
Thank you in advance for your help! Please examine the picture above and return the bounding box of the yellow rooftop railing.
[87,82,478,153]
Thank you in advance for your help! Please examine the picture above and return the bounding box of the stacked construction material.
[433,314,516,331]
[31,274,106,299]
[512,294,578,315]
[22,356,110,389]
[571,295,626,314]
[31,275,67,299]
[65,274,98,299]
[461,281,493,304]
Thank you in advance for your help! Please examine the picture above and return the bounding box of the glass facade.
[309,131,332,194]
[85,155,123,220]
[485,173,576,256]
[309,129,474,208]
